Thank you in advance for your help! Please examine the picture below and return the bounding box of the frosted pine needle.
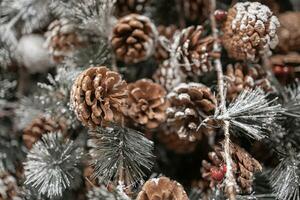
[24,132,83,198]
[214,88,284,140]
[88,125,154,186]
[283,83,300,118]
[270,154,300,200]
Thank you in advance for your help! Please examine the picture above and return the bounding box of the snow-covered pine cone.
[155,25,178,63]
[126,79,169,129]
[226,63,272,101]
[178,0,210,23]
[0,172,21,200]
[44,18,88,63]
[175,26,217,76]
[222,2,280,61]
[166,83,216,142]
[111,14,157,64]
[153,61,186,92]
[115,0,149,17]
[70,66,127,128]
[277,12,300,52]
[157,130,198,154]
[201,141,262,193]
[23,116,67,149]
[136,177,189,200]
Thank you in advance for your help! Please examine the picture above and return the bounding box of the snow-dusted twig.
[209,0,236,198]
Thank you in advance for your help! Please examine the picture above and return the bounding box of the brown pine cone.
[136,177,188,200]
[23,116,67,149]
[115,0,149,17]
[176,26,217,76]
[157,130,198,154]
[126,79,169,129]
[277,12,300,52]
[155,25,178,63]
[0,172,21,200]
[166,82,216,142]
[44,18,88,63]
[201,141,262,193]
[70,66,127,128]
[111,14,157,64]
[226,63,272,101]
[178,0,210,23]
[222,2,280,62]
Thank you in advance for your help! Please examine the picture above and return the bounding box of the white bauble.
[17,34,54,73]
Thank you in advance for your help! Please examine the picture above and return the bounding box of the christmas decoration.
[111,14,157,64]
[136,176,189,200]
[222,2,280,61]
[70,66,127,128]
[126,79,168,129]
[277,12,300,52]
[226,63,272,101]
[201,141,262,193]
[1,0,300,200]
[44,18,88,63]
[23,116,66,149]
[166,82,217,141]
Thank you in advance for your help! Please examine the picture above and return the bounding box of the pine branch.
[24,132,84,198]
[215,88,284,140]
[88,125,154,187]
[209,0,236,198]
[283,83,300,118]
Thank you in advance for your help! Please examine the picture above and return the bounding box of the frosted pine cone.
[277,12,300,52]
[70,66,127,128]
[126,79,169,129]
[166,83,216,142]
[201,141,262,193]
[178,0,210,23]
[136,177,188,200]
[44,18,88,63]
[155,25,178,63]
[0,172,21,200]
[153,61,186,92]
[23,116,67,149]
[175,26,217,76]
[226,63,272,101]
[111,14,157,64]
[222,2,280,61]
[157,130,198,154]
[115,0,149,17]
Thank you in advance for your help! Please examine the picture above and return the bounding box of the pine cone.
[44,18,88,63]
[178,0,210,23]
[176,26,217,76]
[201,141,262,193]
[0,172,20,200]
[153,61,186,92]
[226,63,272,101]
[115,0,149,17]
[111,14,157,64]
[136,177,189,200]
[126,79,169,129]
[222,2,280,61]
[277,12,300,52]
[23,116,67,149]
[70,66,127,128]
[166,83,216,142]
[157,130,198,154]
[155,25,178,63]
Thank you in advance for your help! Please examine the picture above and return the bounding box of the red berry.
[221,164,227,174]
[210,167,225,182]
[214,10,227,22]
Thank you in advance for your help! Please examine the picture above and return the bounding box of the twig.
[209,1,236,199]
